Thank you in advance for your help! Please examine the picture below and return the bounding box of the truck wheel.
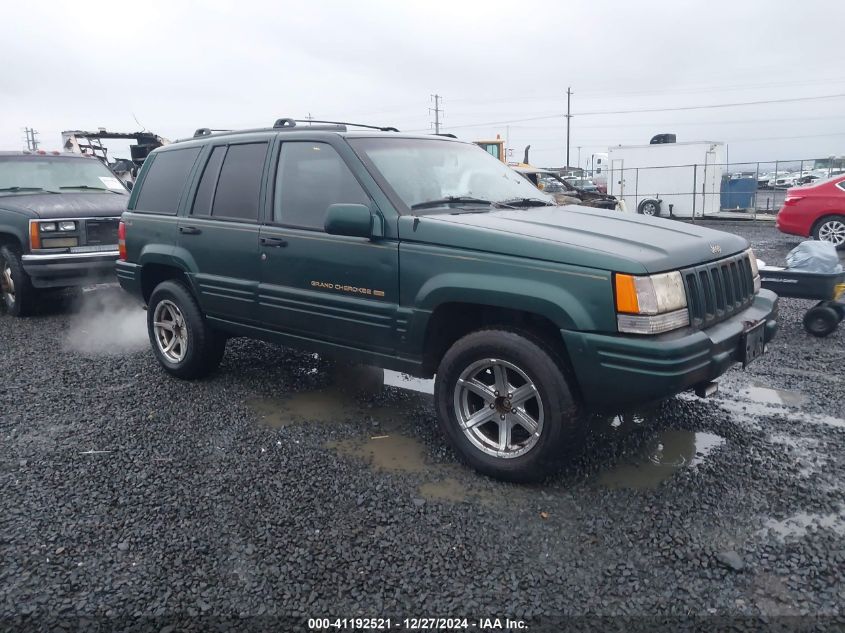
[434,329,580,483]
[0,245,37,317]
[803,305,839,337]
[147,280,226,379]
[812,216,845,250]
[637,199,661,216]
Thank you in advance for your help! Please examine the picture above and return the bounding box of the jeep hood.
[0,192,128,219]
[397,205,748,274]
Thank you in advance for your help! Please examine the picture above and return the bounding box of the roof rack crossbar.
[288,119,399,132]
[194,128,232,138]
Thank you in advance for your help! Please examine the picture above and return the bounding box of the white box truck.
[606,141,724,218]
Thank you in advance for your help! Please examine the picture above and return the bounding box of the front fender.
[413,271,613,331]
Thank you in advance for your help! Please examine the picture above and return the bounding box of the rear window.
[134,147,201,215]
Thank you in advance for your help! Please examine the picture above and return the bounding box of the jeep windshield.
[0,156,128,195]
[349,137,555,213]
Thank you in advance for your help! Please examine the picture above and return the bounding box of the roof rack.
[275,118,400,132]
[193,128,233,138]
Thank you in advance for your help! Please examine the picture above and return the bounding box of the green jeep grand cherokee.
[116,119,778,482]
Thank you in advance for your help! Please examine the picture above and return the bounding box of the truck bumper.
[561,289,779,408]
[21,251,119,288]
[115,260,143,297]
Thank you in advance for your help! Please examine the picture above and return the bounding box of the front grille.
[682,252,755,329]
[85,218,119,246]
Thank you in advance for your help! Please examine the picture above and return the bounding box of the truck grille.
[682,252,755,329]
[85,218,119,246]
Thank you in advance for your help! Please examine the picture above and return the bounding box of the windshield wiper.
[410,196,493,210]
[0,186,58,194]
[59,185,124,194]
[500,197,556,207]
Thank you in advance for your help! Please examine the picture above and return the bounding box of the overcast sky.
[2,0,844,167]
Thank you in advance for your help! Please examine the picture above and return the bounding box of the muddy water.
[597,430,726,490]
[247,365,431,428]
[739,380,806,407]
[763,510,845,539]
[328,434,429,473]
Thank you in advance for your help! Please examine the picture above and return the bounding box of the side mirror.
[324,203,373,238]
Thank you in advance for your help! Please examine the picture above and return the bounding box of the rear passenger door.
[258,140,399,354]
[178,141,269,324]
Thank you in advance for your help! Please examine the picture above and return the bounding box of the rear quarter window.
[133,147,201,215]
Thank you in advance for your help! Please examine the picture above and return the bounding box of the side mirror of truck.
[324,204,373,238]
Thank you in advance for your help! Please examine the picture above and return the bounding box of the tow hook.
[694,381,719,398]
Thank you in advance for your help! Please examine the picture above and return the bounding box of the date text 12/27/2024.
[308,617,527,630]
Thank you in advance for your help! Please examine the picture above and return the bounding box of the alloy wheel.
[452,358,544,458]
[641,202,657,216]
[818,219,845,246]
[153,299,188,363]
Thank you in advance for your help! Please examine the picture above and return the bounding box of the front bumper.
[22,250,119,288]
[562,289,779,408]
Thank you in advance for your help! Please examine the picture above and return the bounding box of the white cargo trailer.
[606,141,724,218]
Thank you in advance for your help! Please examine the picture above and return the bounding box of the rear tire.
[0,245,37,317]
[434,328,581,483]
[803,305,839,338]
[147,280,226,378]
[812,215,845,250]
[637,199,661,216]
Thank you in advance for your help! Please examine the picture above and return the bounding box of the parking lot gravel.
[1,220,843,631]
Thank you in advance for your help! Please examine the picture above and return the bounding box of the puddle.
[328,433,428,473]
[598,430,726,490]
[740,381,806,407]
[763,510,845,539]
[418,478,468,502]
[247,365,432,428]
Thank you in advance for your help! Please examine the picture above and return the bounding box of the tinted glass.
[0,156,128,194]
[134,148,201,214]
[212,143,268,221]
[192,146,226,216]
[274,142,369,229]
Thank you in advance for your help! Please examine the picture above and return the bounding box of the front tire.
[812,216,845,250]
[147,280,226,379]
[434,329,580,482]
[0,245,37,317]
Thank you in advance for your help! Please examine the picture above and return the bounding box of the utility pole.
[430,94,443,134]
[565,87,572,171]
[304,113,314,125]
[24,127,39,151]
[577,146,582,171]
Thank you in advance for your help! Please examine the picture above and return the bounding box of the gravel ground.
[1,221,843,632]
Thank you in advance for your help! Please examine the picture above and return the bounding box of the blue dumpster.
[720,176,756,210]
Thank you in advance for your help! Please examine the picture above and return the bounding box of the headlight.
[40,222,57,232]
[614,271,690,334]
[59,221,76,231]
[746,247,762,293]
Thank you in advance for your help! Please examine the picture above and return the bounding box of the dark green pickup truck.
[0,151,129,315]
[116,120,778,481]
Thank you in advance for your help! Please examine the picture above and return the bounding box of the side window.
[191,146,226,216]
[837,181,845,193]
[211,142,268,221]
[134,147,201,214]
[274,142,369,230]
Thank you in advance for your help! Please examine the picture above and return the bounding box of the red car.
[776,175,845,248]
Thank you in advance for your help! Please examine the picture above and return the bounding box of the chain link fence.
[595,157,844,220]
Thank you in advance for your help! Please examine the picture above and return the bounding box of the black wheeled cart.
[760,267,845,337]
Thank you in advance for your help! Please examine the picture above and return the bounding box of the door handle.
[179,226,202,235]
[260,237,288,248]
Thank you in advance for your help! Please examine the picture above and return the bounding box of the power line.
[576,93,845,116]
[416,93,845,131]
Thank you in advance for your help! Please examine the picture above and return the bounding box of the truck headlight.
[40,222,57,232]
[59,221,77,231]
[614,271,690,334]
[746,248,761,293]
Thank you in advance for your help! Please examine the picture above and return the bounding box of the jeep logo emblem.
[710,243,722,255]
